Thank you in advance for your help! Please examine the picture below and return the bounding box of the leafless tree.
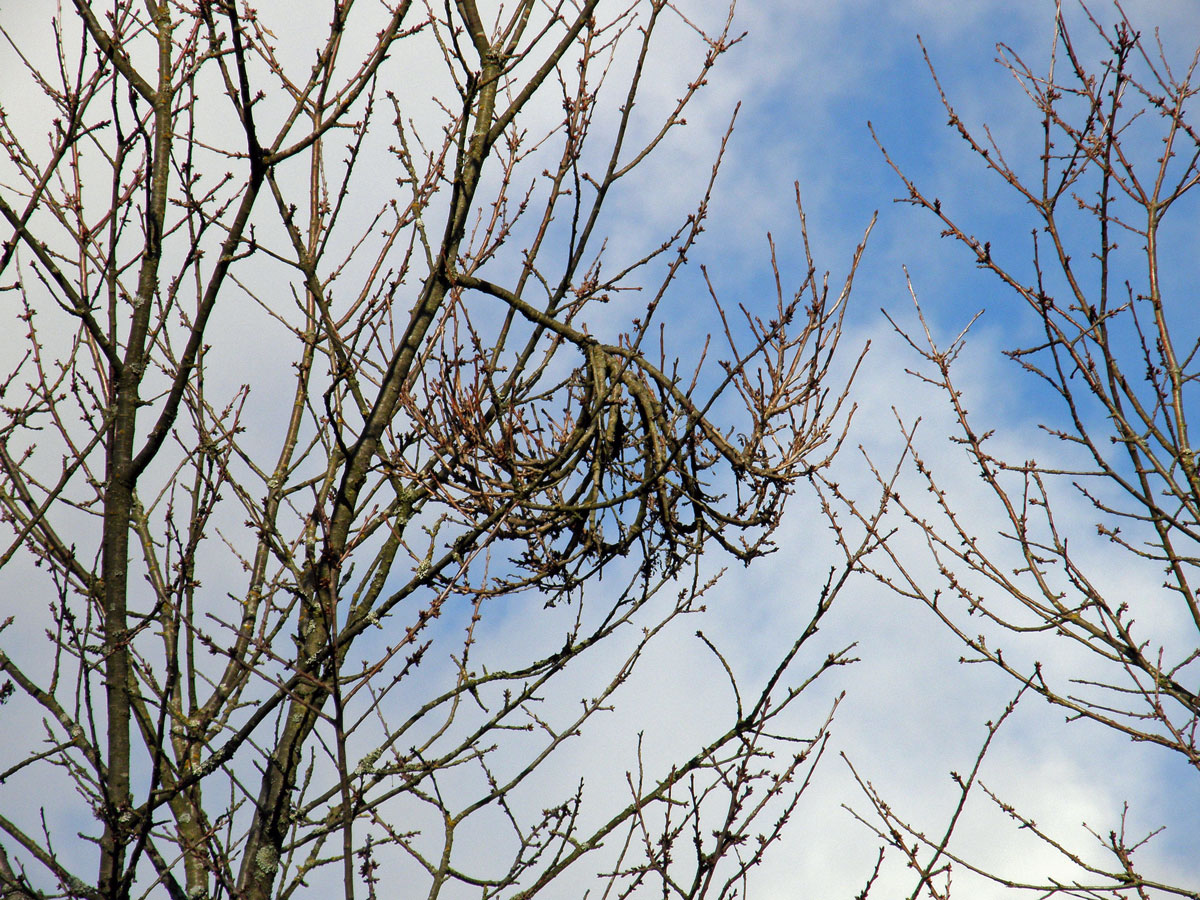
[0,2,871,900]
[829,3,1200,898]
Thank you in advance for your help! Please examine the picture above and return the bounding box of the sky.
[0,1,1198,898]
[689,2,1200,896]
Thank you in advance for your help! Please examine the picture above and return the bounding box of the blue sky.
[638,1,1200,896]
[0,1,1197,897]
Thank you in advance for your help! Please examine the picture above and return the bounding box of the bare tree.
[0,2,871,899]
[831,3,1200,897]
